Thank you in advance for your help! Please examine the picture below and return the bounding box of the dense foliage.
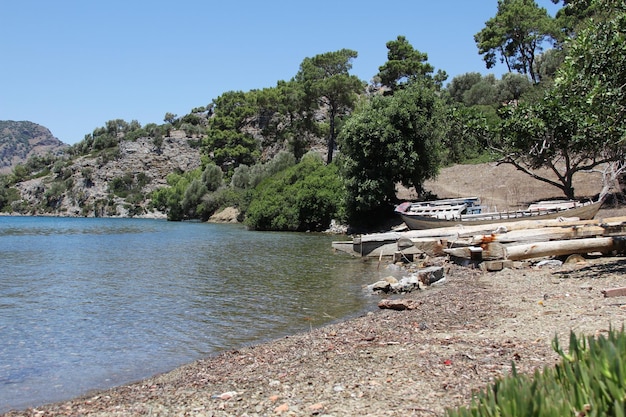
[203,91,261,176]
[245,153,344,231]
[339,81,445,226]
[376,35,448,92]
[499,0,626,198]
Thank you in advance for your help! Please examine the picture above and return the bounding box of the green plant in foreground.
[446,327,626,417]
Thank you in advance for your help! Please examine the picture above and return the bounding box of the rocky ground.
[3,164,625,417]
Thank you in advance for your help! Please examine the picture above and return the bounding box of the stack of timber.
[332,216,626,264]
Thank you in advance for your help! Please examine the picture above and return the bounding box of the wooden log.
[446,236,626,261]
[378,299,420,310]
[412,216,626,240]
[470,225,607,244]
[504,237,618,261]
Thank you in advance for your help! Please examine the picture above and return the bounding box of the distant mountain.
[0,120,68,174]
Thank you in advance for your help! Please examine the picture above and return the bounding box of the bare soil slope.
[401,162,605,210]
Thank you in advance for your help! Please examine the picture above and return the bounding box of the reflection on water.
[0,216,382,412]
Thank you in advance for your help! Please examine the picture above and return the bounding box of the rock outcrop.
[12,133,201,217]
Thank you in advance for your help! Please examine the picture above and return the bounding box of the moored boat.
[395,198,602,230]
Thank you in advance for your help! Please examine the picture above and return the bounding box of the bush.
[245,153,344,231]
[231,151,297,190]
[44,181,67,209]
[201,164,223,192]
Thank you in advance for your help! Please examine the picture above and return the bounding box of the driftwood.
[445,236,626,261]
[378,299,420,310]
[601,287,626,298]
[504,237,620,261]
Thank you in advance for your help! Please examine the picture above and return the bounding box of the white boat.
[395,198,602,230]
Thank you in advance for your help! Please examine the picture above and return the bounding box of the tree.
[164,112,178,125]
[339,81,445,226]
[203,91,261,175]
[552,0,602,39]
[475,0,558,83]
[181,179,208,220]
[444,105,499,164]
[462,74,499,106]
[532,48,565,83]
[201,163,223,192]
[295,49,364,164]
[446,72,483,104]
[499,0,626,199]
[497,72,533,102]
[377,36,446,93]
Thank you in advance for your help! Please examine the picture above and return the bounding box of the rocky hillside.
[11,131,201,217]
[0,120,68,174]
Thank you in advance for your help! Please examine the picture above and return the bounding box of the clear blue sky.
[1,1,560,145]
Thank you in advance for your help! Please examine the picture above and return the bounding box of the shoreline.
[4,257,626,416]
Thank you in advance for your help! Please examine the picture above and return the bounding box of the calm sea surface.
[0,216,382,412]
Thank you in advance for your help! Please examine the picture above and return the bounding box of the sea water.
[0,216,380,412]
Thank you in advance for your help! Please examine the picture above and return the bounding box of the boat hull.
[398,200,602,230]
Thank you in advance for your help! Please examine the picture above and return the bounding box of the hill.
[0,121,68,174]
[11,131,201,217]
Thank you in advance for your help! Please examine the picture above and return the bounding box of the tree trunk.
[327,105,336,164]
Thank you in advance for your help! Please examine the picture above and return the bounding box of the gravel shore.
[3,254,626,417]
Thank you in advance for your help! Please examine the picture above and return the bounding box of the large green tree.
[203,91,261,175]
[295,49,364,164]
[339,81,445,226]
[499,0,626,199]
[475,0,558,83]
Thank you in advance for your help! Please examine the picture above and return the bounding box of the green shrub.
[245,152,344,231]
[447,328,626,417]
[44,181,67,209]
[231,151,297,190]
[201,163,223,192]
[150,169,202,221]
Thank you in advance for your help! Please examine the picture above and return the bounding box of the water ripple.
[0,217,381,412]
